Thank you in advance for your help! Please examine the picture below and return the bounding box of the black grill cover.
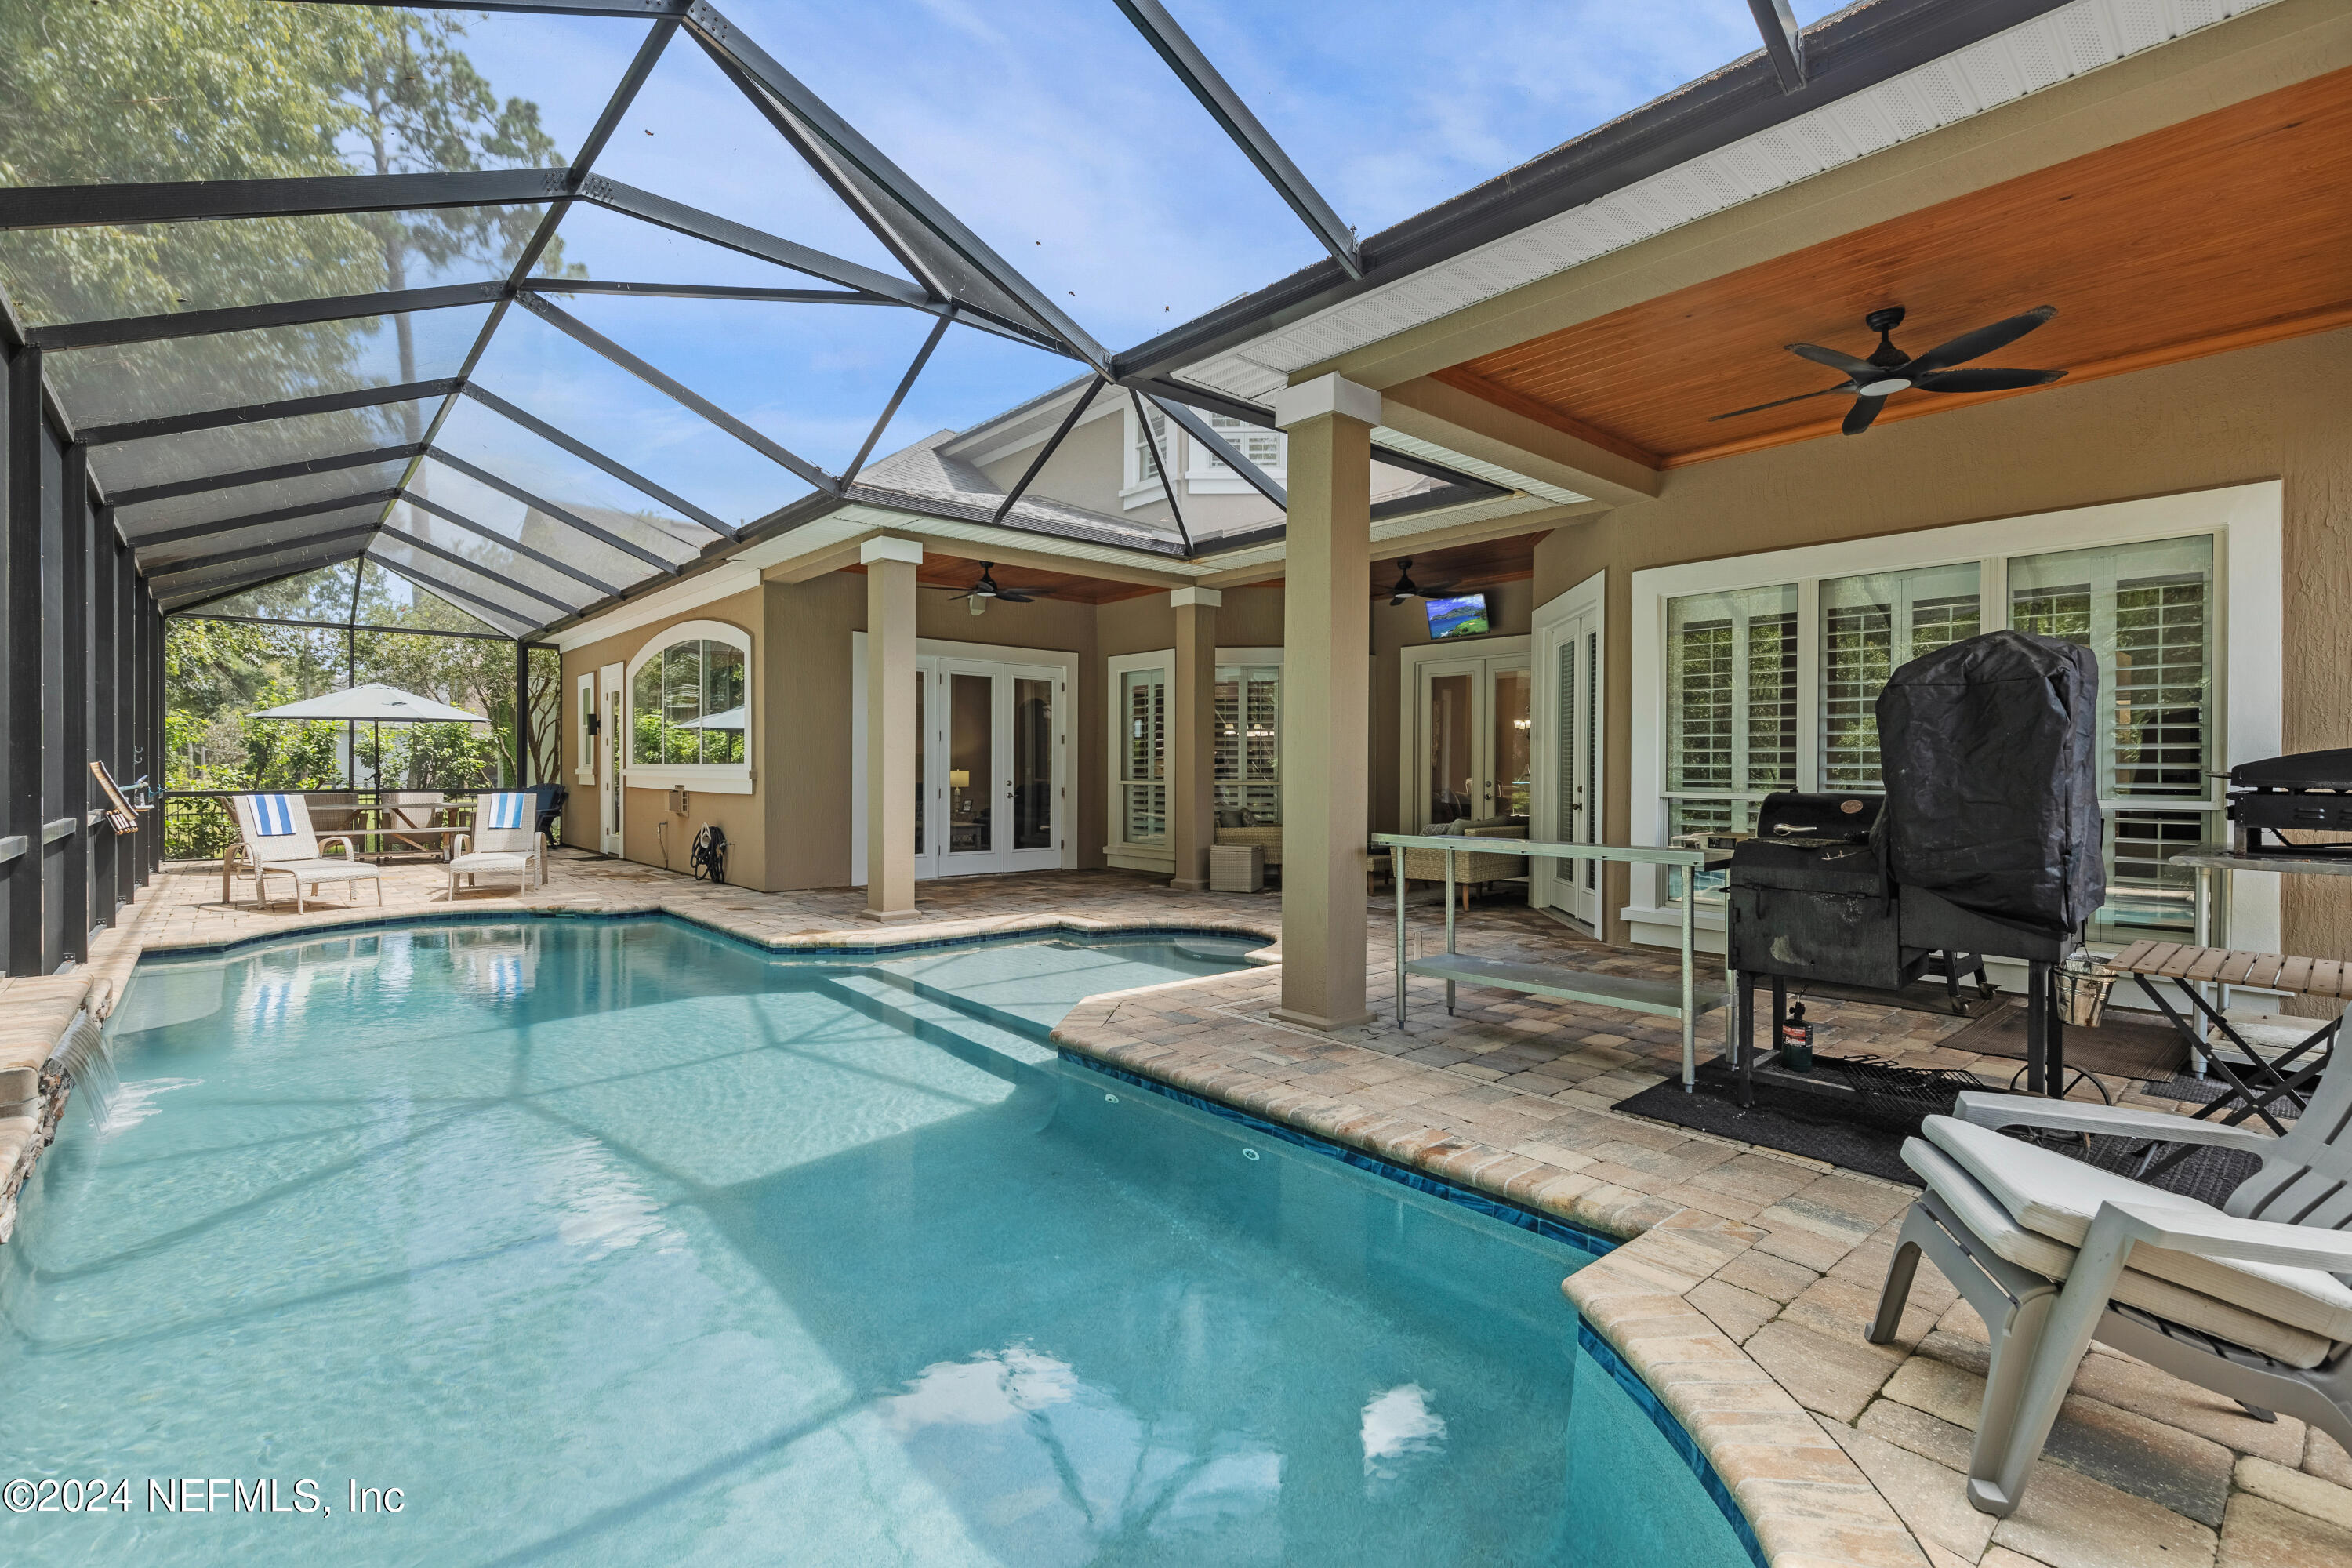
[1876,630,2104,938]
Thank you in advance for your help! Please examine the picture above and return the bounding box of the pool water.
[1,918,1754,1567]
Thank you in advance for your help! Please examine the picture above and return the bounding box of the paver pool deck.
[4,852,2347,1568]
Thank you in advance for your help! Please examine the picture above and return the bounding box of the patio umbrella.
[251,684,488,798]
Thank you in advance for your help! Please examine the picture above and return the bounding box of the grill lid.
[2229,749,2352,791]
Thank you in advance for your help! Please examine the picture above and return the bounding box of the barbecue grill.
[2228,747,2352,855]
[1727,630,2106,1103]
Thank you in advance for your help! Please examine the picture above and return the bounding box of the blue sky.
[416,2,1835,513]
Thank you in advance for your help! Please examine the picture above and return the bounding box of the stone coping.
[5,855,2346,1567]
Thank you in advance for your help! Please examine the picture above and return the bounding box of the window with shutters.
[1213,664,1281,822]
[1110,655,1169,848]
[1128,405,1168,488]
[1819,563,1982,790]
[1663,585,1795,900]
[2009,535,2215,941]
[1189,413,1286,481]
[1649,534,2220,938]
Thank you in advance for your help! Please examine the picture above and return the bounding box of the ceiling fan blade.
[1389,591,1411,606]
[1786,343,1878,380]
[996,588,1038,603]
[1418,580,1461,597]
[1707,384,1851,422]
[1904,305,2056,375]
[1913,367,2067,394]
[1842,394,1886,436]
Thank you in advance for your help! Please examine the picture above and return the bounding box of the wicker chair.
[1396,822,1528,911]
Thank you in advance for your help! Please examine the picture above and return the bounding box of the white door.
[1415,655,1532,827]
[598,661,625,855]
[1540,609,1604,927]
[935,659,1065,877]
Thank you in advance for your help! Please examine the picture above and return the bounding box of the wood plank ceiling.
[1434,67,2352,469]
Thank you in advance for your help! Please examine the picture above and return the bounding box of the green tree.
[0,2,577,452]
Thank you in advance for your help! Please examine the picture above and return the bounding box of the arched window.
[623,619,753,792]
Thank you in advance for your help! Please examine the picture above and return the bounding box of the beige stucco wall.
[757,570,1109,890]
[1530,325,2352,955]
[1370,579,1535,836]
[558,585,771,887]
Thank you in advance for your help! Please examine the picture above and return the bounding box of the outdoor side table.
[2107,938,2343,1152]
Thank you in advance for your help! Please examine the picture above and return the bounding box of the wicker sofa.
[1214,816,1283,868]
[1396,819,1529,909]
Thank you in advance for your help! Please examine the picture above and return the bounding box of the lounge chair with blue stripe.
[446,792,543,899]
[227,793,385,912]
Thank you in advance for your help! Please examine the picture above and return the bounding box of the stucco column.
[862,535,922,921]
[1272,373,1380,1029]
[1169,586,1222,891]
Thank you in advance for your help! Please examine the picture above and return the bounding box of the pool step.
[855,967,1062,1051]
[825,974,1058,1068]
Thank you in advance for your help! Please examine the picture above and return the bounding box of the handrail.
[1374,832,1705,868]
[1379,833,1730,1090]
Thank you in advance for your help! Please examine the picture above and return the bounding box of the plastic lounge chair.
[227,793,384,913]
[1869,1004,2352,1519]
[446,791,543,898]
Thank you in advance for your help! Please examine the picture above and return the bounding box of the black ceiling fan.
[1711,304,2067,434]
[1385,557,1458,606]
[932,563,1040,604]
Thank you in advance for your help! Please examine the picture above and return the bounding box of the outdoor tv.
[1424,592,1491,641]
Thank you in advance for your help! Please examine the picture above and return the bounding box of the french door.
[929,659,1064,878]
[1537,604,1604,927]
[1415,653,1533,827]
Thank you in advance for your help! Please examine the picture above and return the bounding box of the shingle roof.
[854,430,1184,550]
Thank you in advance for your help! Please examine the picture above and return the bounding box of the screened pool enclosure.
[2,0,1918,977]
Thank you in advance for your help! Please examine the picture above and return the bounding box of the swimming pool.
[1,917,1755,1566]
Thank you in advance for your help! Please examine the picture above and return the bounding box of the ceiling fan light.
[1858,376,1911,396]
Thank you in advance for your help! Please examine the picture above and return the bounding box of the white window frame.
[573,670,597,786]
[1185,413,1287,495]
[1624,482,2282,955]
[622,617,755,795]
[1120,403,1173,511]
[1106,648,1174,870]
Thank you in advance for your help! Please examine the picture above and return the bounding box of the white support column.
[1169,586,1222,891]
[1272,373,1381,1029]
[862,535,922,921]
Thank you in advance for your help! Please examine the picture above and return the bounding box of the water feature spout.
[40,1009,119,1133]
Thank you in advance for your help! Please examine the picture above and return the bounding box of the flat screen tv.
[1424,592,1491,641]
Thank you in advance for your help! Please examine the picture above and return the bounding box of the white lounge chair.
[445,791,543,899]
[1870,1005,2352,1518]
[226,793,385,913]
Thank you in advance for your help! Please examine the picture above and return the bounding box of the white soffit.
[1373,426,1587,506]
[760,503,1219,577]
[1175,0,2281,405]
[1197,493,1567,572]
